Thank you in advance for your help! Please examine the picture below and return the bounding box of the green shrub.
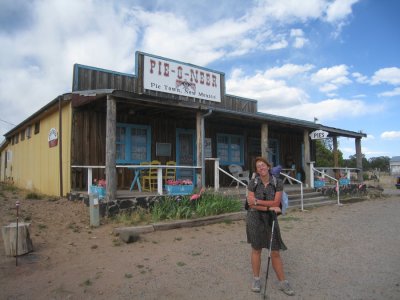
[151,191,241,222]
[111,207,152,225]
[26,192,41,200]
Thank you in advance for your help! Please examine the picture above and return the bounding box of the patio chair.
[142,160,160,192]
[164,161,176,184]
[228,164,250,187]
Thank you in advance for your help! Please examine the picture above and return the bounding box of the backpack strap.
[272,175,277,188]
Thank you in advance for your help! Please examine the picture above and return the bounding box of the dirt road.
[1,188,400,299]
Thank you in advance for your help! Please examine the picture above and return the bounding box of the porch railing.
[311,165,341,206]
[280,172,304,211]
[71,165,201,196]
[206,158,304,210]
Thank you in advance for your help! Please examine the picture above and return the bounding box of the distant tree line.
[315,140,390,172]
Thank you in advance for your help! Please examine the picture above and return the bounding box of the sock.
[254,276,260,281]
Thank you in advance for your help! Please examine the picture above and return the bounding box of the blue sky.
[0,0,399,159]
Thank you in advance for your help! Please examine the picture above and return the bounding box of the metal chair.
[228,164,250,187]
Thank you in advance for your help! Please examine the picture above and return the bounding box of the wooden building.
[0,51,366,197]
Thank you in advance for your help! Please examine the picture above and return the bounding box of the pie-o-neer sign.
[143,54,221,102]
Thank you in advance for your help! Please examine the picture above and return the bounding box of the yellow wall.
[4,103,72,196]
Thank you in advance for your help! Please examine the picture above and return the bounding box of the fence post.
[87,167,92,194]
[214,158,220,191]
[309,161,315,188]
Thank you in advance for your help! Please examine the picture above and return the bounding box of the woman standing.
[246,156,295,296]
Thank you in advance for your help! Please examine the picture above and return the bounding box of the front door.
[176,129,196,182]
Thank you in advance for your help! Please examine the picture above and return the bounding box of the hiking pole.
[263,210,276,299]
[16,201,20,266]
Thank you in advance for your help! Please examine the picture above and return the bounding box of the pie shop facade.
[0,51,367,198]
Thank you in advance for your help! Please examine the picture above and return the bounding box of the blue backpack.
[271,175,289,215]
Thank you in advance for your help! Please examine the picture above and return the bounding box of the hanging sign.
[143,54,221,102]
[309,130,329,140]
[48,128,58,147]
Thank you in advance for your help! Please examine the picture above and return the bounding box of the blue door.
[176,129,196,182]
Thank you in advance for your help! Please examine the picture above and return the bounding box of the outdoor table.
[129,168,142,192]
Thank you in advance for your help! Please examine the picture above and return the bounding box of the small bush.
[110,190,241,225]
[151,190,241,222]
[111,207,152,225]
[26,192,41,200]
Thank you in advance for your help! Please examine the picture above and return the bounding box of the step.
[288,195,334,207]
[289,199,337,210]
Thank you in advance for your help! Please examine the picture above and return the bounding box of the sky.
[0,0,399,159]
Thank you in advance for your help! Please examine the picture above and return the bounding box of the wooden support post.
[106,95,117,204]
[261,123,269,159]
[355,138,363,182]
[303,129,311,187]
[333,136,339,179]
[2,223,33,256]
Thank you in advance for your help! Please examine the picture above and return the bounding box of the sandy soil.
[1,177,400,300]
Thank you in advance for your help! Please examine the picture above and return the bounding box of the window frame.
[116,123,151,164]
[216,133,244,166]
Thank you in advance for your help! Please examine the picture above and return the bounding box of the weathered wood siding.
[73,64,137,93]
[204,119,305,186]
[72,64,257,114]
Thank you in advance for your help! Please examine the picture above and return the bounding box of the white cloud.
[325,0,359,23]
[266,98,380,121]
[378,87,400,97]
[352,72,369,84]
[320,83,339,92]
[311,64,351,93]
[312,64,349,82]
[264,64,314,78]
[0,0,138,128]
[226,69,309,108]
[381,131,400,140]
[265,39,289,51]
[290,28,308,48]
[256,0,326,22]
[371,67,400,85]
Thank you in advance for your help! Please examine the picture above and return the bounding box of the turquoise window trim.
[216,133,244,166]
[116,123,151,164]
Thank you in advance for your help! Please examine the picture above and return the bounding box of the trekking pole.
[16,201,20,266]
[263,210,276,299]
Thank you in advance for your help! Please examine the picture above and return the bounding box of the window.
[217,133,244,165]
[116,123,151,163]
[26,126,32,139]
[20,131,25,141]
[34,121,40,134]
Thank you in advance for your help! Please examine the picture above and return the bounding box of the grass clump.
[110,190,241,226]
[26,192,41,200]
[151,190,241,222]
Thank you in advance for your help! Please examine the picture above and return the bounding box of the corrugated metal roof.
[390,156,400,162]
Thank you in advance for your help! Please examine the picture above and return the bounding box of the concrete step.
[288,195,336,207]
[289,199,337,210]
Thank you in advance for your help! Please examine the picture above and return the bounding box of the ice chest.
[165,184,194,196]
[90,186,106,199]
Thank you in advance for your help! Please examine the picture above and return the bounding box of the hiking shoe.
[279,280,295,296]
[251,279,261,292]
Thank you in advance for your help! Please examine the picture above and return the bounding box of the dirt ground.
[1,176,399,300]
